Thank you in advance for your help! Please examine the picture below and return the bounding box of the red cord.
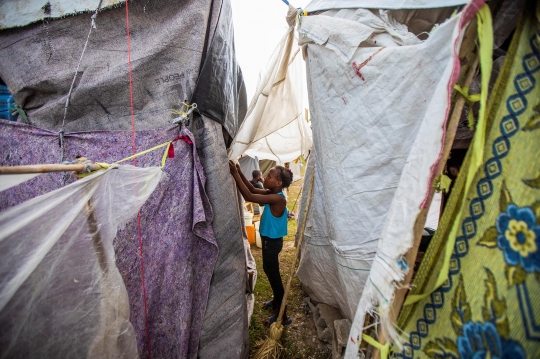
[125,1,151,357]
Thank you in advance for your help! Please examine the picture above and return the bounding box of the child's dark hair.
[276,166,293,188]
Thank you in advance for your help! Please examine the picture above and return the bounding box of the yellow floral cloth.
[397,3,540,358]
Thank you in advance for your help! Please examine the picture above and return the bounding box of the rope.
[58,1,103,173]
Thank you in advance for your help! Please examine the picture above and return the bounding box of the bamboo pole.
[372,22,480,359]
[0,163,103,174]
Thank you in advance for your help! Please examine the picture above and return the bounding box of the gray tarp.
[0,0,251,357]
[191,0,247,140]
[191,115,251,359]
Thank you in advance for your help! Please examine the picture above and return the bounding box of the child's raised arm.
[229,161,281,204]
[230,161,269,195]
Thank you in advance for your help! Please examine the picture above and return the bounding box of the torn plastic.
[0,166,163,359]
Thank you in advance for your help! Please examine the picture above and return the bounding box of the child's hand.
[228,160,238,175]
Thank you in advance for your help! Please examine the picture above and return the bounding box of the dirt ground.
[248,179,332,359]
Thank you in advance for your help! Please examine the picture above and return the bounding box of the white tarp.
[304,0,469,11]
[229,6,312,163]
[294,3,480,357]
[0,166,162,359]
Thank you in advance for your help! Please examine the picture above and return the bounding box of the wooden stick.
[85,198,109,273]
[276,168,315,324]
[373,23,480,359]
[0,163,103,174]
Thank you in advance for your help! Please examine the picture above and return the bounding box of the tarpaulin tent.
[229,5,312,164]
[291,0,495,357]
[0,0,251,358]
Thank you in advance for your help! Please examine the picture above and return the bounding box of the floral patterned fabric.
[397,3,540,358]
[0,121,218,359]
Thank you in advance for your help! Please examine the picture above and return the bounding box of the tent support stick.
[0,163,103,174]
[276,167,315,323]
[372,24,480,359]
[85,198,109,273]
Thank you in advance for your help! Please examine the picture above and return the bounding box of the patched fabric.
[397,5,540,358]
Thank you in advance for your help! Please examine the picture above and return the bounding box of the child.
[228,160,293,325]
[250,169,264,189]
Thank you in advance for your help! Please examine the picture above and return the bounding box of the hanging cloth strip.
[404,3,493,307]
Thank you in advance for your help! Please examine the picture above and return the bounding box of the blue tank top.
[259,192,288,239]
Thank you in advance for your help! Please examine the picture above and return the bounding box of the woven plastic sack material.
[295,2,484,357]
[0,165,162,359]
[229,6,311,162]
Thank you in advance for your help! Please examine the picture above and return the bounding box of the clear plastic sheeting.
[0,166,163,359]
[228,11,311,162]
[0,173,40,192]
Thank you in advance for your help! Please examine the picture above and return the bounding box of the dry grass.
[249,179,332,359]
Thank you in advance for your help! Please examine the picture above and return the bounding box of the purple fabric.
[0,120,218,359]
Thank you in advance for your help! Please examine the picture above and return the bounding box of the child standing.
[228,160,293,325]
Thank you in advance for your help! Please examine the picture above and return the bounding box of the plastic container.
[255,222,262,248]
[246,224,255,244]
[244,212,253,226]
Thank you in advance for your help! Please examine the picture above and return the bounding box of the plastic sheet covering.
[299,8,421,62]
[191,0,248,139]
[238,155,260,178]
[229,6,311,162]
[304,0,469,11]
[294,2,482,357]
[190,115,251,359]
[0,165,163,359]
[0,0,214,132]
[0,0,124,29]
[0,173,40,192]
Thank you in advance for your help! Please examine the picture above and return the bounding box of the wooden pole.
[372,20,480,359]
[0,163,103,174]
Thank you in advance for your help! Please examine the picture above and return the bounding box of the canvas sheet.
[0,0,212,132]
[191,115,251,359]
[295,2,483,355]
[0,164,162,359]
[229,7,311,162]
[397,7,540,357]
[0,121,218,359]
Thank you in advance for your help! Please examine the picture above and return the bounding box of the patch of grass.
[249,179,331,358]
